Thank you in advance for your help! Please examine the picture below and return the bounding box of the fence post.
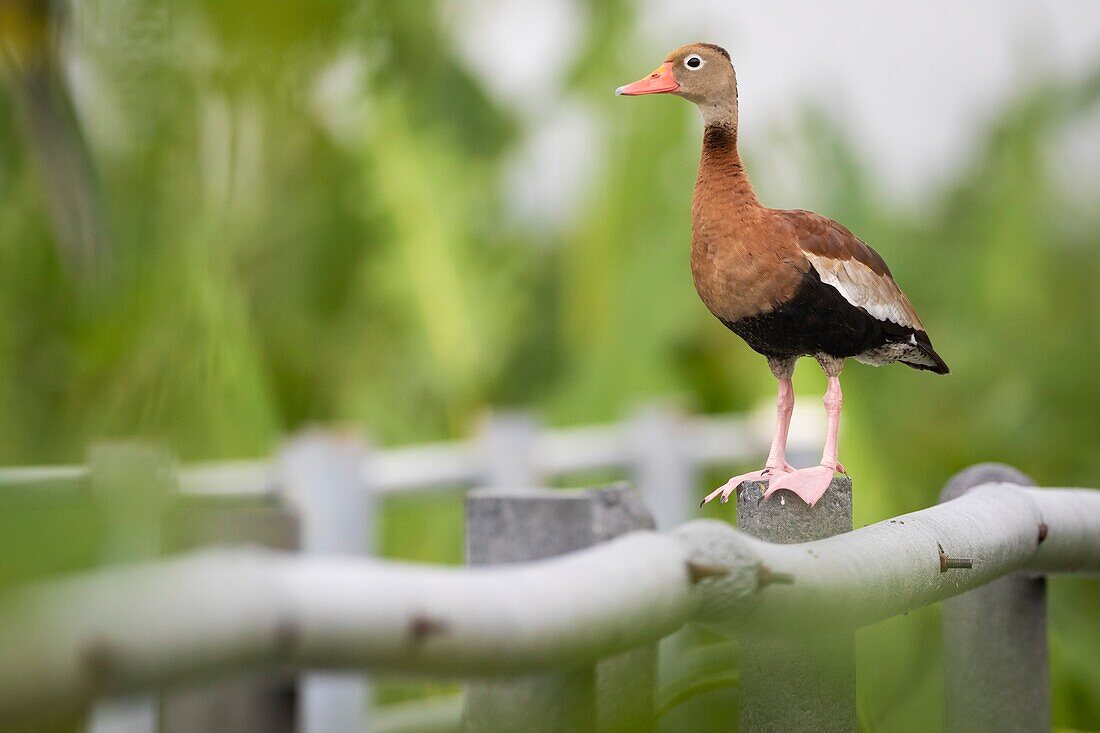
[735,476,856,733]
[939,463,1047,733]
[86,442,176,733]
[629,405,695,529]
[479,411,541,488]
[160,495,299,733]
[278,430,375,733]
[463,484,657,732]
[591,486,659,733]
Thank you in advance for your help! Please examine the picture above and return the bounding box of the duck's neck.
[696,119,759,210]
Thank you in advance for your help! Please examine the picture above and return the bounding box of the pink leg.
[763,376,843,506]
[819,376,844,472]
[764,378,796,470]
[701,378,796,506]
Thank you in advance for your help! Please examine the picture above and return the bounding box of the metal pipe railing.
[0,482,1097,727]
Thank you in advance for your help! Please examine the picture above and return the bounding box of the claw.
[701,463,795,507]
[762,464,838,507]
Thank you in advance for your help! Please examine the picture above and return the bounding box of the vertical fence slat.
[278,431,374,733]
[86,442,176,733]
[463,484,658,732]
[629,405,695,529]
[939,463,1048,733]
[736,476,856,733]
[480,411,541,488]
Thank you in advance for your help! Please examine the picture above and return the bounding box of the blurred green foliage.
[1,1,1099,730]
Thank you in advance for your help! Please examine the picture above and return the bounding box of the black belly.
[721,268,911,359]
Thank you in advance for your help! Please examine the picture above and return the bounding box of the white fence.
[0,474,1097,731]
[0,404,822,521]
[7,405,1093,731]
[0,403,823,733]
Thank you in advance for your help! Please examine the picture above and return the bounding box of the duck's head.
[616,43,737,125]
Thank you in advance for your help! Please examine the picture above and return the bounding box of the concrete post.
[591,486,659,733]
[160,500,299,733]
[463,484,657,733]
[939,463,1047,733]
[736,476,856,733]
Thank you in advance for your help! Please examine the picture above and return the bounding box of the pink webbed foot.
[762,464,839,507]
[700,464,794,506]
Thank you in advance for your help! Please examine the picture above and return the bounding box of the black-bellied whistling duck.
[617,43,948,507]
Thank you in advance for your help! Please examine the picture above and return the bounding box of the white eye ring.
[685,54,704,70]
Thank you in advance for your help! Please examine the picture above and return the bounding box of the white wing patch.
[805,252,924,330]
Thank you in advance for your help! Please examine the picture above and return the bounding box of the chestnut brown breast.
[690,125,807,324]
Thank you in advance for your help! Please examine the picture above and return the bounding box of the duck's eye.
[685,54,704,70]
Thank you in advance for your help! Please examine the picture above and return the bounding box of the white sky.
[448,0,1100,220]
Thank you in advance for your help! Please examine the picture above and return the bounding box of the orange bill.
[615,63,679,96]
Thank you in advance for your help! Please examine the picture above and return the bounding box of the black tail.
[902,356,950,374]
[902,333,949,374]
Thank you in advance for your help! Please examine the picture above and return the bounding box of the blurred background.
[1,0,1099,730]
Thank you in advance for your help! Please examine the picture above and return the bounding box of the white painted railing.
[0,404,823,733]
[0,405,822,517]
[0,482,1096,729]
